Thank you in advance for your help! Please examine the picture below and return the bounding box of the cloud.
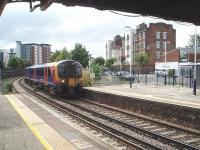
[0,2,198,58]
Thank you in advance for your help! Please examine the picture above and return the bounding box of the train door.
[33,68,36,80]
[44,67,48,85]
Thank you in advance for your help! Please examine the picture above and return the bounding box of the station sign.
[155,62,179,70]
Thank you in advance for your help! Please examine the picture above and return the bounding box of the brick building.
[135,22,176,66]
[16,41,51,65]
[160,48,180,62]
[159,47,200,63]
[179,47,200,63]
[41,44,51,63]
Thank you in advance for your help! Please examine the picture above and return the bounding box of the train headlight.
[61,79,65,83]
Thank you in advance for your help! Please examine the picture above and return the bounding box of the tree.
[7,57,31,68]
[0,61,4,69]
[105,58,117,70]
[25,60,32,67]
[71,43,89,68]
[186,34,200,48]
[92,64,102,79]
[50,47,71,62]
[135,53,149,68]
[50,50,61,62]
[8,57,20,68]
[94,57,105,66]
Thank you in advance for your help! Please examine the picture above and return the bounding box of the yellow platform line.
[6,95,77,150]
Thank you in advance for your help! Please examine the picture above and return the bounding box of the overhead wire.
[109,10,194,27]
[108,10,141,17]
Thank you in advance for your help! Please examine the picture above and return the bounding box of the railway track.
[67,99,200,150]
[17,78,200,150]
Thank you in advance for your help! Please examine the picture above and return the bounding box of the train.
[24,60,83,96]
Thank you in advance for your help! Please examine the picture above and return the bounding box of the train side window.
[41,68,44,76]
[58,63,66,78]
[48,68,51,77]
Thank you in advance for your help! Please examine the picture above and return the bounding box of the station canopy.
[1,0,200,25]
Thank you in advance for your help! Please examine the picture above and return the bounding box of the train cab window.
[76,65,82,77]
[58,61,82,78]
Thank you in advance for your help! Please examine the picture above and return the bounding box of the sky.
[0,2,198,58]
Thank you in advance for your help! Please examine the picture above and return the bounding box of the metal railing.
[93,68,200,89]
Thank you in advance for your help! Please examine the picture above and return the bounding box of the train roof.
[26,60,82,69]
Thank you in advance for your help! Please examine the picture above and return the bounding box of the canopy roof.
[1,0,200,25]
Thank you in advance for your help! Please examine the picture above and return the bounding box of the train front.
[56,60,83,96]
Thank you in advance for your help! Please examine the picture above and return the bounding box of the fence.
[0,68,25,80]
[93,67,200,89]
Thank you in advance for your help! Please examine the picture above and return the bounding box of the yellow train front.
[25,60,83,96]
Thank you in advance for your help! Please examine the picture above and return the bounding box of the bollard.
[182,75,184,87]
[189,69,192,88]
[130,77,132,88]
[164,75,167,86]
[173,76,175,86]
[193,80,196,95]
[156,76,158,86]
[145,73,147,84]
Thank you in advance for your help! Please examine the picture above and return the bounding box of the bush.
[3,80,13,94]
[92,64,102,80]
[82,69,92,86]
[168,69,175,77]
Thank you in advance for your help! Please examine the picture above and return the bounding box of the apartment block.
[135,22,176,65]
[31,44,43,65]
[41,44,51,63]
[106,35,124,62]
[0,51,3,63]
[16,41,51,65]
[124,29,135,64]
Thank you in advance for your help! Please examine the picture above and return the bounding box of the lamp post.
[164,41,171,62]
[120,48,122,72]
[193,25,197,95]
[125,26,134,88]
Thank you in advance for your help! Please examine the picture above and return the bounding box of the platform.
[84,84,200,109]
[0,94,114,150]
[0,95,45,150]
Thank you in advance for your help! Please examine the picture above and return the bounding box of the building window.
[156,41,160,49]
[143,32,145,39]
[143,42,145,49]
[156,51,161,60]
[111,50,114,58]
[163,42,166,49]
[139,43,141,49]
[163,32,167,39]
[156,32,160,39]
[127,34,129,41]
[139,33,141,40]
[127,45,129,50]
[135,34,138,41]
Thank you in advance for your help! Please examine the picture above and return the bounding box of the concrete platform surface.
[1,94,114,150]
[0,95,45,150]
[84,84,200,109]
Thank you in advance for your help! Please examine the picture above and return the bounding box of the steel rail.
[80,98,200,136]
[17,79,159,150]
[61,99,200,150]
